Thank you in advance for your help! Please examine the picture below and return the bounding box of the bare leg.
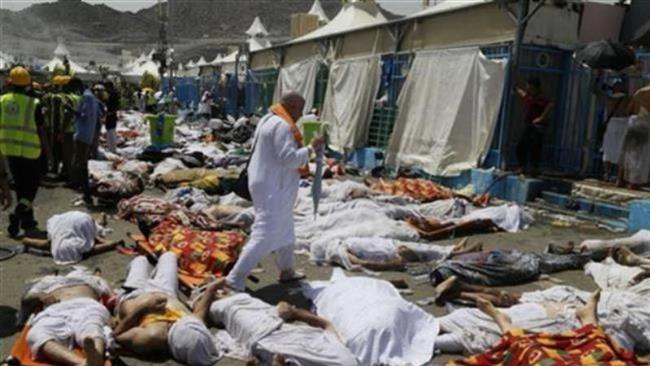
[433,275,458,299]
[83,337,105,366]
[193,279,226,321]
[613,246,650,266]
[22,237,50,250]
[88,239,124,256]
[476,298,514,334]
[272,354,286,366]
[603,162,611,181]
[39,340,85,366]
[575,290,600,326]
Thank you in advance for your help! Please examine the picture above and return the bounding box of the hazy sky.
[0,0,424,14]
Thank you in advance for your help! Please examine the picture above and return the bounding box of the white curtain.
[321,55,381,153]
[386,47,506,176]
[273,57,321,115]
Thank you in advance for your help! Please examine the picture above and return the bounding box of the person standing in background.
[225,92,324,291]
[515,77,553,175]
[72,81,103,206]
[104,81,120,153]
[0,67,48,237]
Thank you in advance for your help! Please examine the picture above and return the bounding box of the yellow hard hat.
[52,75,71,86]
[9,66,31,87]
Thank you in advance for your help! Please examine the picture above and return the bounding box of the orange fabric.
[139,306,185,327]
[11,325,112,366]
[270,103,310,176]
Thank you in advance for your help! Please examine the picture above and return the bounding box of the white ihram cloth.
[168,316,222,366]
[621,114,650,184]
[47,211,97,265]
[26,268,112,299]
[310,237,452,270]
[119,252,179,303]
[209,293,359,365]
[226,113,309,290]
[295,208,420,251]
[602,117,628,164]
[304,269,439,366]
[585,258,650,296]
[27,298,110,356]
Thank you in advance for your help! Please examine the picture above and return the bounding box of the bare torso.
[42,284,99,307]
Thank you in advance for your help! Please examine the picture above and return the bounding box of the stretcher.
[124,231,258,299]
[5,324,112,366]
[127,233,209,295]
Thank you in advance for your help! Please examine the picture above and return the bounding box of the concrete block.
[593,201,629,219]
[628,200,650,232]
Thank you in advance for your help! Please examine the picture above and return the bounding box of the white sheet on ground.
[458,203,532,233]
[310,237,452,271]
[273,57,321,115]
[303,268,439,366]
[321,55,381,152]
[386,47,506,176]
[585,258,650,295]
[47,211,97,265]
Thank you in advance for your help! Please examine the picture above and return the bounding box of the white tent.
[408,0,490,19]
[293,1,387,43]
[196,56,209,67]
[245,16,269,38]
[308,0,330,23]
[248,37,272,52]
[123,59,160,77]
[0,51,14,70]
[186,59,197,69]
[210,54,223,65]
[43,56,88,74]
[53,42,70,57]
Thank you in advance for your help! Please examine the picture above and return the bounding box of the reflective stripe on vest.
[0,93,41,159]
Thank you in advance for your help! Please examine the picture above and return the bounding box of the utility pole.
[153,0,171,89]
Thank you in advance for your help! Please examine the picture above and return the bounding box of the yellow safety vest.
[0,93,41,159]
[64,93,82,134]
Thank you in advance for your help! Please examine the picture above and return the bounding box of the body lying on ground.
[112,252,221,366]
[446,292,649,365]
[199,279,359,365]
[22,211,121,264]
[309,236,481,272]
[20,268,113,366]
[430,247,589,287]
[302,268,440,366]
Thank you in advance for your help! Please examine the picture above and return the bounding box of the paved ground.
[0,184,622,365]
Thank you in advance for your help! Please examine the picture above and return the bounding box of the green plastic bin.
[301,121,322,146]
[146,113,176,146]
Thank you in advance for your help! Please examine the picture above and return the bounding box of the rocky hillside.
[0,0,344,43]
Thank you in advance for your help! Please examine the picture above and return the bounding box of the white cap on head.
[168,316,221,366]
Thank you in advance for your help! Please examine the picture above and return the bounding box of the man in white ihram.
[226,92,324,291]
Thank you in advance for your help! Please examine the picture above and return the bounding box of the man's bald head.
[280,91,305,122]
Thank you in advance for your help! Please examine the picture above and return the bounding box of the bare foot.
[453,237,470,252]
[576,290,600,326]
[82,338,103,366]
[433,275,458,300]
[276,301,295,321]
[612,246,642,266]
[476,297,499,318]
[477,297,513,333]
[272,354,286,366]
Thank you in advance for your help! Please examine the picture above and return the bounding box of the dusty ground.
[0,184,622,365]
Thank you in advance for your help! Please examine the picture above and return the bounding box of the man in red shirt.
[515,78,553,174]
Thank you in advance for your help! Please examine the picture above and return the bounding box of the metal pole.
[499,0,530,169]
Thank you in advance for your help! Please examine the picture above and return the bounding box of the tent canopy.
[123,59,160,77]
[246,16,270,38]
[309,0,330,23]
[43,56,88,74]
[186,59,197,68]
[210,54,224,65]
[292,1,387,43]
[53,42,70,57]
[196,56,209,67]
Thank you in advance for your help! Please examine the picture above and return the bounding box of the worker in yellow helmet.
[0,66,49,237]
